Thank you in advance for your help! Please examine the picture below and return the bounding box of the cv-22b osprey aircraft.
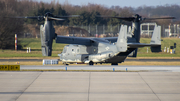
[15,13,175,65]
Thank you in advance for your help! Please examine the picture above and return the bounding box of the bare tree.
[0,0,24,49]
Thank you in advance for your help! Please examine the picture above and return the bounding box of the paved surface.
[1,58,180,62]
[21,65,180,72]
[0,72,180,101]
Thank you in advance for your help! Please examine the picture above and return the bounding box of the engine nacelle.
[40,20,56,56]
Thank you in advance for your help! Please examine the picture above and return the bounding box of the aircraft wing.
[101,37,117,43]
[56,35,160,48]
[102,37,137,43]
[56,35,111,45]
[56,35,92,45]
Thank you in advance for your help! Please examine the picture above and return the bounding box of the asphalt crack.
[15,72,42,101]
[138,72,161,101]
[88,72,91,101]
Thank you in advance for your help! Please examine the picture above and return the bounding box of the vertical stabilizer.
[116,25,127,52]
[150,25,161,52]
[150,25,161,44]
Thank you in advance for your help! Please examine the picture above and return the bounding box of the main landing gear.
[111,63,118,65]
[88,61,118,65]
[89,61,94,65]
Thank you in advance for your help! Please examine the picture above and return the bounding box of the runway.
[21,65,180,72]
[0,71,180,101]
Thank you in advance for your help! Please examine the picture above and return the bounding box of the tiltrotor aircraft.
[16,12,175,65]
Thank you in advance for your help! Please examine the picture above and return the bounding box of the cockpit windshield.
[62,45,69,53]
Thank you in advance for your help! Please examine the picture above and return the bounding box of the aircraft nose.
[58,54,62,57]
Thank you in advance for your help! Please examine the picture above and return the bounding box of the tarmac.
[0,71,180,101]
[21,65,180,72]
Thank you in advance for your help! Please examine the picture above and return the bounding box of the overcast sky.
[35,0,180,8]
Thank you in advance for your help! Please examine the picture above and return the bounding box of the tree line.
[0,0,180,49]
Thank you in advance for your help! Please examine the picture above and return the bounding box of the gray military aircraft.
[15,13,175,65]
[57,14,174,65]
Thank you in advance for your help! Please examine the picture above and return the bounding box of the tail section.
[116,25,127,52]
[128,49,137,57]
[150,25,161,44]
[150,25,161,52]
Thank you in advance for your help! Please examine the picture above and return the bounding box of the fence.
[21,24,180,38]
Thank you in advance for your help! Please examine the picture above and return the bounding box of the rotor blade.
[97,15,175,22]
[97,15,135,21]
[53,15,80,18]
[20,16,39,19]
[4,16,44,20]
[112,17,135,21]
[11,16,38,19]
[48,17,65,21]
[144,17,175,20]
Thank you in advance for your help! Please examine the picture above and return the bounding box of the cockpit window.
[77,49,79,53]
[62,46,68,53]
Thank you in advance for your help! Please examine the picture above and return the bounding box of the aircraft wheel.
[111,63,118,65]
[89,61,94,65]
[63,63,69,65]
